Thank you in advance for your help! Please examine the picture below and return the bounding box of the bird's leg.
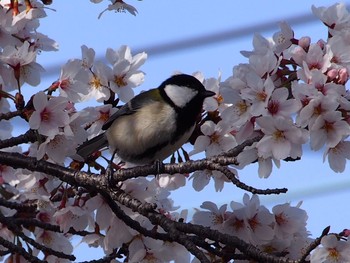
[153,159,165,179]
[106,149,118,188]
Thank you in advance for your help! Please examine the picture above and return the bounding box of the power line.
[42,11,320,77]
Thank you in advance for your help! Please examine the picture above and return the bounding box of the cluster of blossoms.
[189,3,350,179]
[190,3,350,261]
[0,0,350,262]
[193,194,311,261]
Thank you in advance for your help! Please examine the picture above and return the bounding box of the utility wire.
[42,11,320,77]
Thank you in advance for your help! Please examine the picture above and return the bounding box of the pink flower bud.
[298,36,311,49]
[317,39,326,50]
[327,69,338,80]
[339,67,349,84]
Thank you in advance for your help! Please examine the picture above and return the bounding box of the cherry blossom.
[0,223,14,253]
[64,112,89,147]
[202,74,225,112]
[223,194,275,245]
[192,201,227,231]
[85,194,113,231]
[0,96,12,140]
[0,41,44,87]
[324,141,350,172]
[14,169,58,203]
[58,59,90,102]
[310,111,350,150]
[97,0,138,19]
[257,155,280,178]
[34,229,73,258]
[106,45,147,102]
[189,169,232,192]
[267,87,301,117]
[1,2,350,262]
[190,120,236,157]
[157,173,186,190]
[29,91,70,137]
[312,3,350,33]
[241,33,274,58]
[81,45,95,69]
[36,134,76,164]
[273,21,294,54]
[291,43,331,73]
[241,75,275,116]
[54,204,91,233]
[310,234,350,263]
[327,34,350,70]
[86,61,112,102]
[104,215,133,254]
[272,203,308,240]
[296,94,339,129]
[256,116,307,160]
[81,104,116,138]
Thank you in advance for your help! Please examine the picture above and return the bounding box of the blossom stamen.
[114,74,127,87]
[90,76,102,90]
[40,108,51,122]
[273,130,285,141]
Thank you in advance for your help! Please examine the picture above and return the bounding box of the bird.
[76,73,215,165]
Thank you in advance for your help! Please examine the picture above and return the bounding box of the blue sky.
[26,0,350,260]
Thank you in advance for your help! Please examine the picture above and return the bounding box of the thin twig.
[298,226,330,263]
[0,235,47,263]
[0,110,22,121]
[0,212,76,261]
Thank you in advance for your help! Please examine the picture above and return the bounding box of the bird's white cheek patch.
[164,84,198,107]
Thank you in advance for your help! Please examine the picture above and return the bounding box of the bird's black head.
[159,74,215,144]
[160,74,215,109]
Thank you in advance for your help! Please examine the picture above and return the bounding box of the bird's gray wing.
[102,90,157,130]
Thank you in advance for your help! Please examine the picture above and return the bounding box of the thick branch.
[0,197,37,213]
[111,158,286,194]
[0,150,295,262]
[0,129,41,149]
[107,186,297,263]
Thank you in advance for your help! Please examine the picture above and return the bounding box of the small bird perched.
[77,74,215,165]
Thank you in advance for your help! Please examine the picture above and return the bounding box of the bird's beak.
[201,90,216,98]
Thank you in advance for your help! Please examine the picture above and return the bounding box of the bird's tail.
[76,133,108,160]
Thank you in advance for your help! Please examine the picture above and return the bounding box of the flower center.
[99,110,110,122]
[268,100,279,115]
[257,91,267,102]
[237,101,248,114]
[328,247,340,261]
[273,130,285,141]
[60,79,71,90]
[275,213,287,225]
[210,132,220,144]
[40,108,51,122]
[248,214,260,231]
[114,75,127,87]
[90,76,102,89]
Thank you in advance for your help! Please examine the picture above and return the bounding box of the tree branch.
[0,235,46,263]
[0,197,37,213]
[0,150,299,262]
[0,110,22,121]
[0,212,76,261]
[0,129,41,149]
